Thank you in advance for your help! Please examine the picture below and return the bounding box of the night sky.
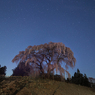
[0,0,95,79]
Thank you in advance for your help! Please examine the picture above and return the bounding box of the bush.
[71,69,91,87]
[38,72,64,82]
[11,62,32,77]
[0,65,7,82]
[0,65,7,76]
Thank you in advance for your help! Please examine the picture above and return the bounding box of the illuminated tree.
[12,42,76,80]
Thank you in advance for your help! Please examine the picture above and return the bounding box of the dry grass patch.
[0,76,95,95]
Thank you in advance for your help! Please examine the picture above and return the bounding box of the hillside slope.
[0,76,95,95]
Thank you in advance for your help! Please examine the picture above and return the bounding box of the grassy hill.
[0,76,95,95]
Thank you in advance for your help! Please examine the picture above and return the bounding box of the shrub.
[11,62,32,77]
[71,69,91,87]
[0,65,7,82]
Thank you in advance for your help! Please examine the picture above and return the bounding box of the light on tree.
[12,42,76,80]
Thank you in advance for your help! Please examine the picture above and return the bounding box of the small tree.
[11,62,35,77]
[0,65,7,82]
[12,42,76,80]
[83,74,90,87]
[0,65,7,76]
[71,69,90,87]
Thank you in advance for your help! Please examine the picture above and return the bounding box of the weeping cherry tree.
[12,42,76,80]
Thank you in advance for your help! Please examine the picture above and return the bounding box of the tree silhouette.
[11,62,32,77]
[12,42,76,80]
[0,65,7,82]
[71,69,90,87]
[0,65,7,76]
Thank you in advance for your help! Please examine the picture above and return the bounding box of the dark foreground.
[0,76,95,95]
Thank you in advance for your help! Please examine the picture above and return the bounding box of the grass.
[0,75,95,95]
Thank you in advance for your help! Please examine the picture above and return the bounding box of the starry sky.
[0,0,95,79]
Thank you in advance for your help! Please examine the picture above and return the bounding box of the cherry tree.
[12,42,76,80]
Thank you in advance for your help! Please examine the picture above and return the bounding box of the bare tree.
[12,42,76,80]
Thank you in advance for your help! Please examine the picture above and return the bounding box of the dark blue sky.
[0,0,95,79]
